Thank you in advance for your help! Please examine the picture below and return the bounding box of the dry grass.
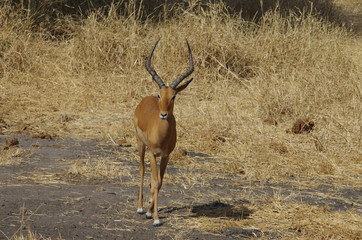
[184,201,362,239]
[2,204,59,240]
[66,157,134,181]
[1,0,361,239]
[0,147,24,166]
[0,137,26,165]
[11,230,52,240]
[1,0,360,190]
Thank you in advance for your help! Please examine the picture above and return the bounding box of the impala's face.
[157,87,176,120]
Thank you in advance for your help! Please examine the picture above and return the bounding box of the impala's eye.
[157,94,161,99]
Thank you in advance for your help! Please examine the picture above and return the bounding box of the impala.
[134,39,194,226]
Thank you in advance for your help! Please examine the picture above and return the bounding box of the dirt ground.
[0,134,361,239]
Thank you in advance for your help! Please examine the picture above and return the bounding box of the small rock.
[263,118,278,126]
[32,133,54,139]
[117,139,132,147]
[288,119,315,134]
[2,137,19,150]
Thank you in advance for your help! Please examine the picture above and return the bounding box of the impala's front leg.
[136,140,146,214]
[147,153,161,226]
[146,155,169,216]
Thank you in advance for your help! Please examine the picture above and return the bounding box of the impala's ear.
[175,78,193,93]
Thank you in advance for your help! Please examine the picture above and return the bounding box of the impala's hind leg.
[136,139,146,214]
[158,155,169,191]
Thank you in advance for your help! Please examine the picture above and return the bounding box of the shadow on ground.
[191,201,253,220]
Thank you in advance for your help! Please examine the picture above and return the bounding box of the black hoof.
[146,213,152,219]
[153,220,162,227]
[136,208,144,214]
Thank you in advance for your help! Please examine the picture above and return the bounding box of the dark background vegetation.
[12,0,345,23]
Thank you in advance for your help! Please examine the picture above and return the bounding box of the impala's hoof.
[146,212,152,219]
[137,208,144,214]
[153,220,161,227]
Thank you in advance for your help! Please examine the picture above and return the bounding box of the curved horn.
[145,39,166,88]
[170,40,194,89]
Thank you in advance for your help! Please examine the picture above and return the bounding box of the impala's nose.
[160,112,168,120]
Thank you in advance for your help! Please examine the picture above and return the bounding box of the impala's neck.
[157,87,176,121]
[149,109,176,153]
[154,110,175,134]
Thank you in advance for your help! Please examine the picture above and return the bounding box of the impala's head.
[146,39,194,120]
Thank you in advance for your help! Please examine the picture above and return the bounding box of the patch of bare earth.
[0,135,361,239]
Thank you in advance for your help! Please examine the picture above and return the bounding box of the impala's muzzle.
[160,112,168,120]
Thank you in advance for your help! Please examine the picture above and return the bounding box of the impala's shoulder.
[139,95,157,105]
[136,95,158,112]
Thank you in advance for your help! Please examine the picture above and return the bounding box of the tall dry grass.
[1,1,361,182]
